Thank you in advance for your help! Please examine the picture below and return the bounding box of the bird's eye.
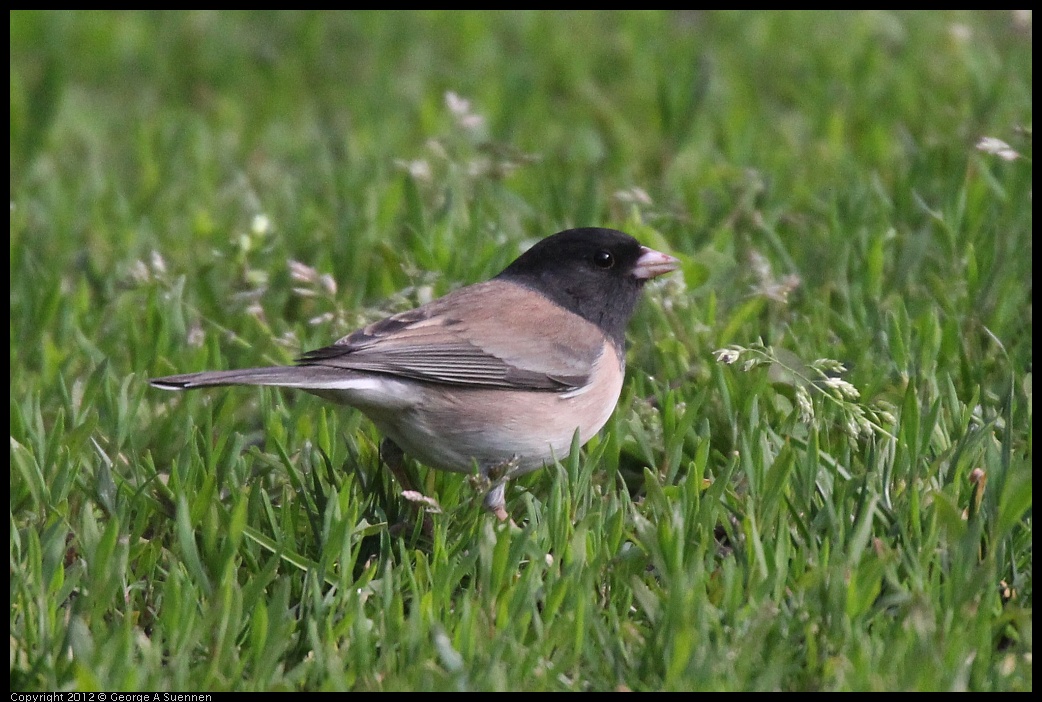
[594,250,615,269]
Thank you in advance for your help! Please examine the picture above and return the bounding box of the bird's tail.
[150,366,353,391]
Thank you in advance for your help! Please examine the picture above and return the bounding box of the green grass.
[10,10,1032,691]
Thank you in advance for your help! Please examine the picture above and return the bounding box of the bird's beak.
[633,246,681,280]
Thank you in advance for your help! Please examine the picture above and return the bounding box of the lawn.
[10,10,1032,691]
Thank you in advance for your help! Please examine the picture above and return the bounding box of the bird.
[151,227,680,517]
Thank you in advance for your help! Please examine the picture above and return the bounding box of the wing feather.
[296,281,605,391]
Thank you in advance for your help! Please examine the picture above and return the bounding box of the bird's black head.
[497,227,678,348]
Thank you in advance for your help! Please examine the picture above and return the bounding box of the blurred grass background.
[10,10,1032,691]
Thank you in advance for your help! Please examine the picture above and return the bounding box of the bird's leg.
[379,438,416,492]
[380,438,434,537]
[480,456,521,522]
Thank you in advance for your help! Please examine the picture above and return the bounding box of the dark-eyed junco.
[152,227,679,516]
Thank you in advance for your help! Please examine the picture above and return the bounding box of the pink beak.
[633,246,681,280]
